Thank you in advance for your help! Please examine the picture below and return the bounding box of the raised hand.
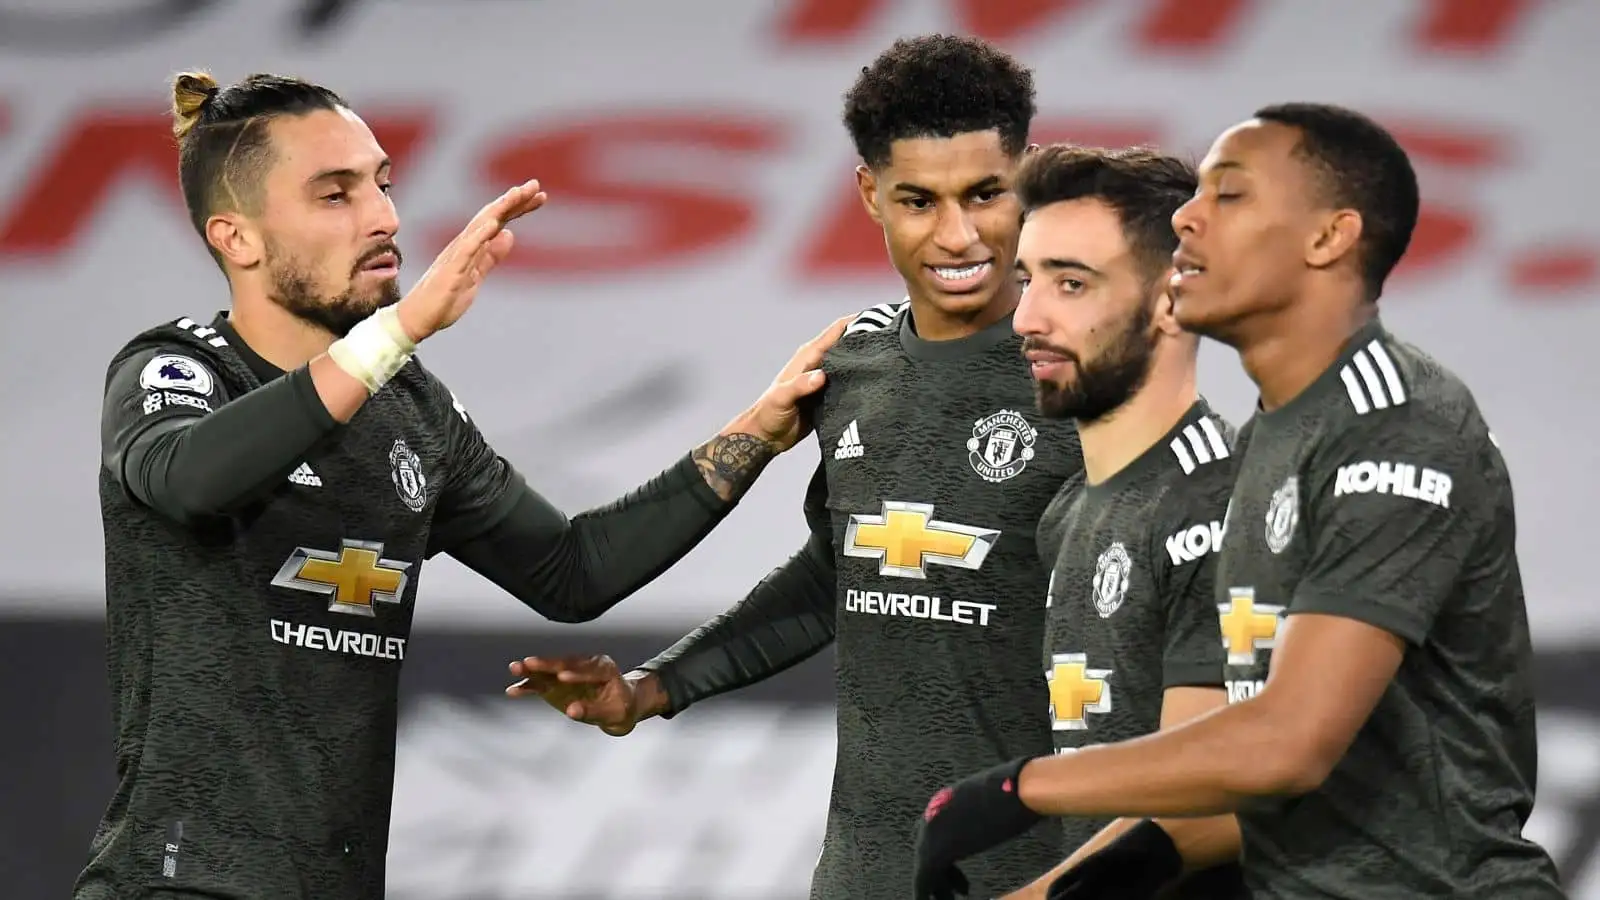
[394,179,547,342]
[742,314,852,452]
[690,314,853,502]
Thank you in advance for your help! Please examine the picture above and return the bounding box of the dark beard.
[1032,299,1156,423]
[268,247,403,337]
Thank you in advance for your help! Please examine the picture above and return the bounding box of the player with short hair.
[509,35,1080,898]
[934,144,1246,900]
[912,103,1566,900]
[76,71,838,900]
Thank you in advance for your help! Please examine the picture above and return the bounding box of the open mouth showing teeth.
[1178,265,1205,275]
[934,263,989,279]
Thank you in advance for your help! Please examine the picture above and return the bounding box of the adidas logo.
[288,462,322,487]
[834,420,864,460]
[1339,339,1407,416]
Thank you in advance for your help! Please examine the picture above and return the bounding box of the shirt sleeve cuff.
[1290,590,1428,646]
[630,663,688,719]
[1162,660,1226,690]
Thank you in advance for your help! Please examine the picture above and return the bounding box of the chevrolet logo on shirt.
[842,501,1000,579]
[1047,653,1113,731]
[1219,587,1284,666]
[272,539,412,617]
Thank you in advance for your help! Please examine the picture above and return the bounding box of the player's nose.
[369,190,400,239]
[931,207,981,256]
[1013,280,1047,337]
[1171,194,1202,237]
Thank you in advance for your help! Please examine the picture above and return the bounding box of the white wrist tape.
[327,305,416,394]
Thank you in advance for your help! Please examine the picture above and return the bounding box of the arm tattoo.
[692,432,781,502]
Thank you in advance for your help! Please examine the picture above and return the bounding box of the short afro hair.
[1015,145,1198,285]
[1254,103,1419,301]
[842,34,1036,171]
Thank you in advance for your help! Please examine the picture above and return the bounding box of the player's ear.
[1153,280,1184,337]
[205,211,264,270]
[854,164,884,225]
[1306,208,1363,270]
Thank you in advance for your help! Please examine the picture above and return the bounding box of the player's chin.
[921,276,1001,314]
[359,281,403,310]
[1170,289,1228,337]
[1032,382,1079,420]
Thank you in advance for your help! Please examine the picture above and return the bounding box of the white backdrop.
[0,0,1595,637]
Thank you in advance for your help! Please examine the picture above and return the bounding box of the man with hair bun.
[75,70,839,900]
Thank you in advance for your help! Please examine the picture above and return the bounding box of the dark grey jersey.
[1038,400,1247,899]
[82,315,516,899]
[809,302,1081,899]
[1217,320,1562,899]
[83,310,734,899]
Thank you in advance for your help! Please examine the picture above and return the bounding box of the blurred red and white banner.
[0,0,1595,636]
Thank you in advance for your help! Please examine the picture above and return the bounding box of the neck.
[1235,284,1375,411]
[226,285,338,372]
[1077,348,1197,486]
[907,280,1019,342]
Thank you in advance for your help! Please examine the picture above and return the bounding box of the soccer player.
[76,71,839,900]
[508,36,1080,898]
[959,145,1245,900]
[912,103,1567,900]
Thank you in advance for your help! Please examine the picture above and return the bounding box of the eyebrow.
[307,158,391,184]
[1016,257,1104,278]
[1203,160,1245,176]
[892,174,1004,195]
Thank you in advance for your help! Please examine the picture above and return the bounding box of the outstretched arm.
[444,430,770,624]
[1003,688,1239,900]
[914,412,1494,898]
[438,318,846,623]
[632,462,837,717]
[1014,414,1486,819]
[508,461,838,732]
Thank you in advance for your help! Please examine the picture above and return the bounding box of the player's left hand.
[731,314,851,451]
[505,654,641,736]
[914,757,1044,900]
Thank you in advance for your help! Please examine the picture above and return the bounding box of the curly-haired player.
[509,35,1081,898]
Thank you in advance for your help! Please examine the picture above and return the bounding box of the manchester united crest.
[389,439,428,513]
[1092,542,1132,618]
[1264,475,1299,554]
[966,409,1037,483]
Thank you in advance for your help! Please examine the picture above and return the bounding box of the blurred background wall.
[1,1,1596,897]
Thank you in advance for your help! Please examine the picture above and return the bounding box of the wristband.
[1047,819,1183,900]
[1108,818,1183,882]
[327,305,416,394]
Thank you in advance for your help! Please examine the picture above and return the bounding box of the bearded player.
[963,145,1246,900]
[78,71,837,900]
[914,103,1565,900]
